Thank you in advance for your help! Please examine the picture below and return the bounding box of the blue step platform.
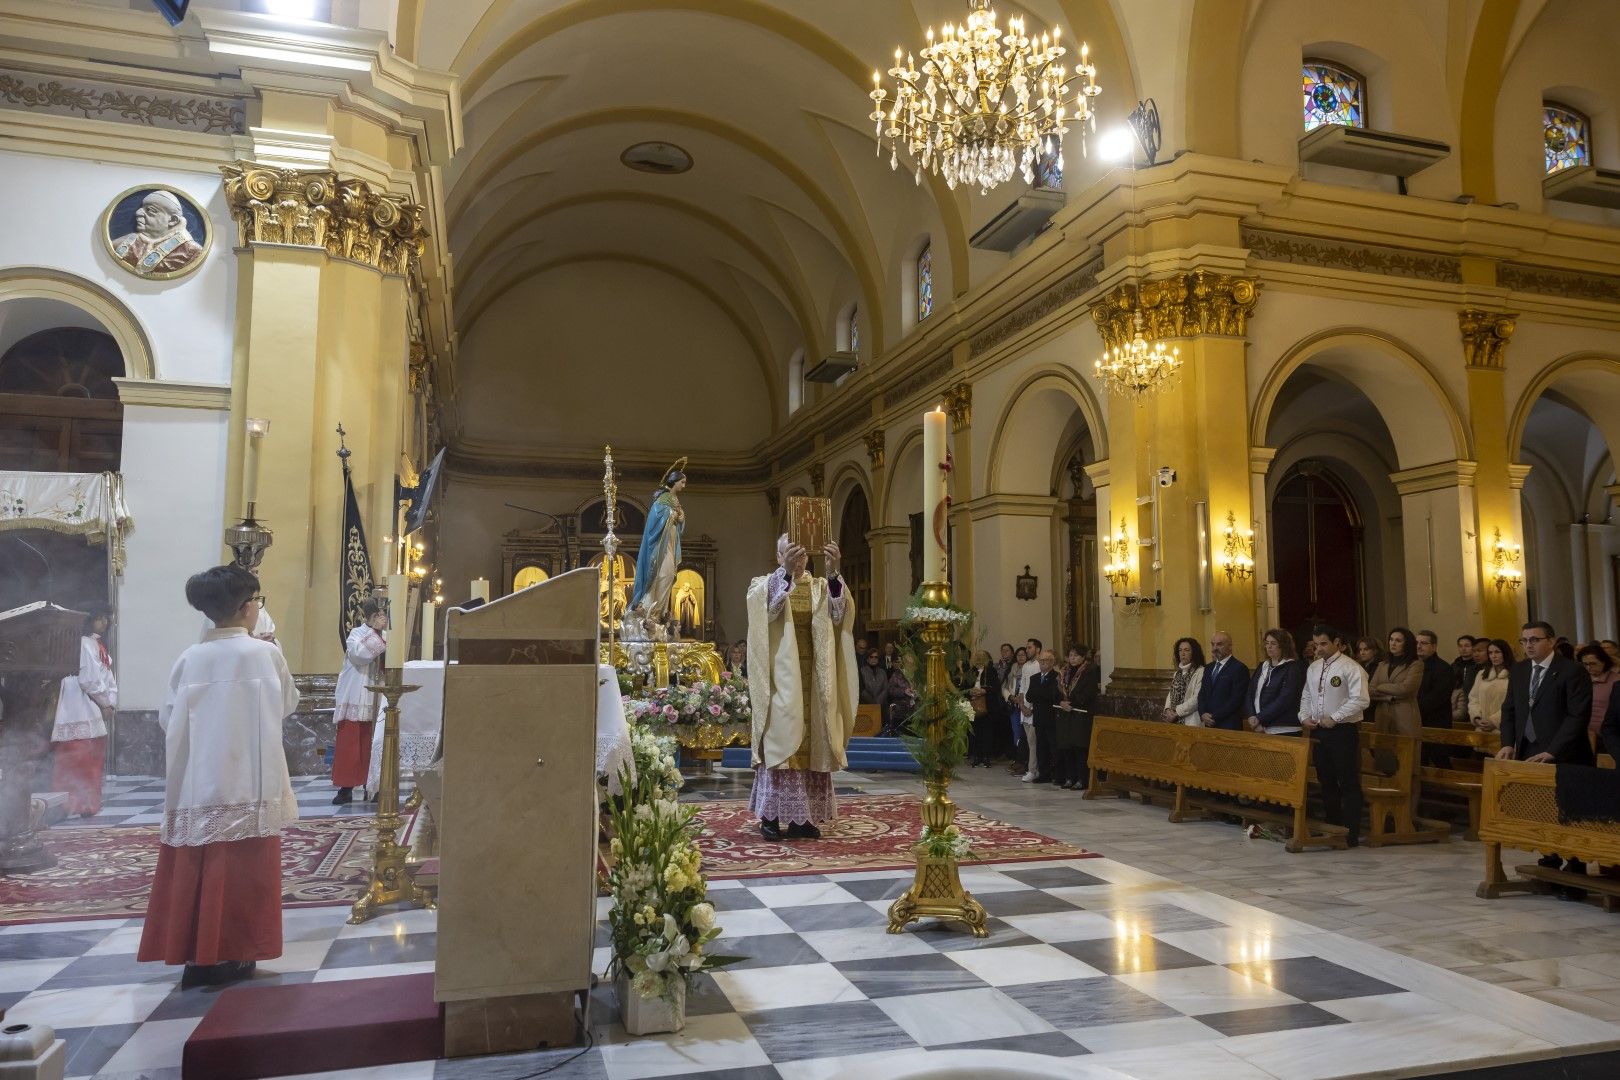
[720,736,920,772]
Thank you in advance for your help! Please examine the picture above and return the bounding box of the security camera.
[1154,467,1177,488]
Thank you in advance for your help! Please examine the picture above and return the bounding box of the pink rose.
[662,704,678,720]
[708,703,723,716]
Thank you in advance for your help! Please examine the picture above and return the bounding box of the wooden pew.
[1359,730,1449,847]
[1085,716,1346,852]
[1475,758,1620,912]
[1418,725,1499,839]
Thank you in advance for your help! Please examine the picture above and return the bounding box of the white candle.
[471,577,490,604]
[923,407,948,583]
[420,599,435,662]
[386,574,407,669]
[243,436,259,512]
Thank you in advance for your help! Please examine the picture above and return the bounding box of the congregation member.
[50,606,117,817]
[964,649,1001,767]
[1416,630,1456,728]
[1161,637,1205,724]
[1195,630,1249,730]
[886,664,915,736]
[1300,626,1370,847]
[1246,628,1304,735]
[1301,637,1318,664]
[1602,640,1620,665]
[1453,634,1481,701]
[726,639,748,678]
[138,565,299,987]
[1016,641,1043,779]
[1468,639,1513,732]
[1003,644,1030,773]
[1055,644,1100,788]
[331,598,388,805]
[1355,636,1384,677]
[1368,627,1422,738]
[881,640,899,671]
[745,536,857,841]
[1576,644,1616,755]
[857,648,889,711]
[1023,649,1061,783]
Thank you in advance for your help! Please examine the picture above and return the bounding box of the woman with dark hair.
[1355,636,1384,677]
[1468,638,1513,732]
[1161,637,1205,723]
[1247,629,1305,735]
[1369,627,1422,737]
[1577,643,1616,753]
[726,639,748,678]
[50,606,117,817]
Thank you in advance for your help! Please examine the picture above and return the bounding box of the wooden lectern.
[436,568,600,1056]
[0,603,85,874]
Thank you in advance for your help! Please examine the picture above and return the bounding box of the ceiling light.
[1098,127,1135,162]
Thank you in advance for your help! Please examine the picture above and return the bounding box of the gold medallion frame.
[99,184,213,282]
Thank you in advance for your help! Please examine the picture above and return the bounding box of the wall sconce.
[1491,528,1523,592]
[1219,511,1255,582]
[1015,565,1038,601]
[1102,516,1133,595]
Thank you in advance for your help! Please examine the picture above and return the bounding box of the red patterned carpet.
[693,794,1092,878]
[0,818,374,926]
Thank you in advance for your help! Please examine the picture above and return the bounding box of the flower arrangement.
[628,675,751,730]
[894,588,980,858]
[604,725,741,1009]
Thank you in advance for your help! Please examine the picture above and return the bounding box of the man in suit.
[1496,621,1594,767]
[1197,631,1250,731]
[1024,649,1061,783]
[1415,630,1455,727]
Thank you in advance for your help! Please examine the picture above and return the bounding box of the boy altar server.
[331,598,388,804]
[138,565,299,987]
[50,606,118,817]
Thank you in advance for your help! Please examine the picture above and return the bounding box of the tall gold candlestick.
[348,666,434,924]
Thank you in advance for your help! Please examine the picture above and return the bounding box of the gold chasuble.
[745,571,858,773]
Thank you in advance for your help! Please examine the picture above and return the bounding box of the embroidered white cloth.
[334,624,386,724]
[158,626,299,846]
[0,471,133,571]
[52,634,117,742]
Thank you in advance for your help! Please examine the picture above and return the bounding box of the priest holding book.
[745,503,858,841]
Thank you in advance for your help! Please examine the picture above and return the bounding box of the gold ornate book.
[786,495,832,555]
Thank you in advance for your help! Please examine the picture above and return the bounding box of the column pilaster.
[1458,309,1526,641]
[945,380,974,610]
[863,430,887,619]
[1390,459,1484,645]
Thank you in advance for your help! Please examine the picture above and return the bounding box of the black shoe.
[332,787,353,805]
[218,961,256,984]
[787,822,822,839]
[181,963,221,988]
[1538,853,1563,869]
[760,818,783,841]
[1564,859,1589,876]
[1346,836,1360,849]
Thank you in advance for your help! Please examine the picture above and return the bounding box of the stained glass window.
[917,245,933,322]
[848,306,860,357]
[1035,147,1063,190]
[1544,104,1591,174]
[1302,60,1365,131]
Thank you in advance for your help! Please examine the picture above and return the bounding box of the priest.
[745,535,858,840]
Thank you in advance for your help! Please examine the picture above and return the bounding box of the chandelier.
[1095,308,1181,399]
[869,0,1101,193]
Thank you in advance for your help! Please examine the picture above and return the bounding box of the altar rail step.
[719,737,921,772]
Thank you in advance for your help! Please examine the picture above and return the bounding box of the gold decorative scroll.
[1458,309,1517,370]
[1090,271,1260,350]
[787,496,832,555]
[220,161,426,276]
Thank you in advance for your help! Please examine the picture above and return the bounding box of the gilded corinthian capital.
[220,161,426,276]
[863,429,886,469]
[1458,309,1516,369]
[944,381,972,431]
[1090,270,1259,350]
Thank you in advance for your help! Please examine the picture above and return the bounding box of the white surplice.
[52,634,117,742]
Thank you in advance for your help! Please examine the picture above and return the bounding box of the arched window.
[1543,103,1591,174]
[0,326,124,472]
[847,305,860,358]
[1302,59,1365,131]
[916,244,934,323]
[788,348,804,414]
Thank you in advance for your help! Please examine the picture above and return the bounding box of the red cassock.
[331,719,375,787]
[51,737,106,816]
[138,837,283,966]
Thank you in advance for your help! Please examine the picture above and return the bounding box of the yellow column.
[221,162,425,673]
[1459,310,1528,641]
[945,380,975,611]
[863,431,888,620]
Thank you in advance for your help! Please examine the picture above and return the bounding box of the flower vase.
[616,974,687,1035]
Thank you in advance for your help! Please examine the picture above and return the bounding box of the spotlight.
[1099,127,1136,163]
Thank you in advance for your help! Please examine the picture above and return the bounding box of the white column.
[1390,460,1481,646]
[1087,461,1114,686]
[1250,447,1280,634]
[967,494,1062,657]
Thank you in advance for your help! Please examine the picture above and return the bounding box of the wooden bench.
[1417,725,1499,839]
[1475,758,1620,912]
[1085,716,1346,852]
[1357,730,1449,847]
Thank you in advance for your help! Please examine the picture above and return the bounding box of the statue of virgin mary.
[628,457,687,627]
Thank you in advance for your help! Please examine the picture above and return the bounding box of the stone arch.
[1507,351,1620,462]
[882,426,925,529]
[987,366,1110,496]
[827,459,872,522]
[1250,328,1470,468]
[0,268,154,380]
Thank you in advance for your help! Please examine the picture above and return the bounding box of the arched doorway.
[838,485,873,632]
[1271,462,1366,641]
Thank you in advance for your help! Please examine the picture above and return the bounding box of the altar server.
[332,598,387,804]
[746,534,858,840]
[138,564,298,986]
[50,606,117,816]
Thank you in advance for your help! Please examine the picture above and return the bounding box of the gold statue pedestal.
[886,582,989,938]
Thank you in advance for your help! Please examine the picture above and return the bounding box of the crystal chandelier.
[869,0,1101,194]
[1094,308,1181,399]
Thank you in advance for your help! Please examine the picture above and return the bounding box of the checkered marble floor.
[5,852,1620,1080]
[61,775,408,828]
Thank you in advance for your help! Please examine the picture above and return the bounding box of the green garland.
[893,588,979,785]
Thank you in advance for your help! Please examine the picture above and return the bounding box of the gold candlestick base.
[886,581,988,938]
[349,667,435,924]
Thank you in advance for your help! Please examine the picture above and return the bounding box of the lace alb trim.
[161,794,298,847]
[52,720,106,742]
[366,732,440,790]
[749,767,836,825]
[597,730,634,796]
[334,704,376,724]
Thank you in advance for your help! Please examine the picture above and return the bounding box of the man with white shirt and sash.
[1299,626,1370,848]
